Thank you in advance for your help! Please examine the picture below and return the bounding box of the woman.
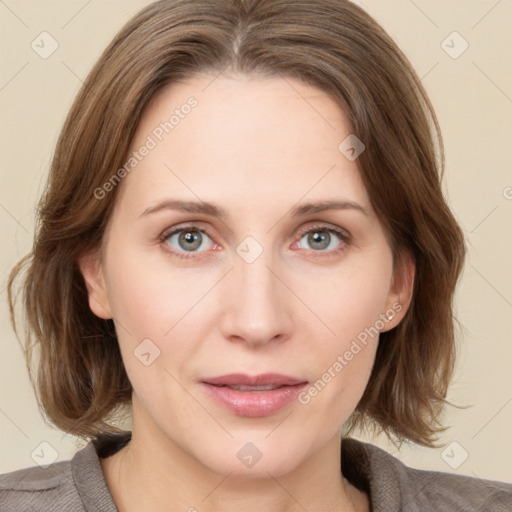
[2,0,511,510]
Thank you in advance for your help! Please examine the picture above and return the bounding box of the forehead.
[117,73,370,215]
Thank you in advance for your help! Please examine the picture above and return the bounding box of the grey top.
[1,431,511,511]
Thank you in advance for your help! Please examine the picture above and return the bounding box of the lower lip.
[200,382,308,417]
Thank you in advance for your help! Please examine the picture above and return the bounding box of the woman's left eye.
[160,224,350,259]
[295,226,350,256]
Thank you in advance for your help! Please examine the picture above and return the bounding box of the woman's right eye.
[161,226,216,259]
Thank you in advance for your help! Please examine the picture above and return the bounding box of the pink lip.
[201,373,306,387]
[199,373,308,417]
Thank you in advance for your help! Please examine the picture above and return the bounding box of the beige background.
[1,0,511,482]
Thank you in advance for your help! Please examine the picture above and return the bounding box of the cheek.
[311,247,394,342]
[297,250,393,410]
[102,243,215,392]
[103,242,200,337]
[102,250,200,411]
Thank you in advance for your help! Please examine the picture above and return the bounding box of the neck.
[100,404,368,512]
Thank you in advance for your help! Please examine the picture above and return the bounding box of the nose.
[218,248,294,347]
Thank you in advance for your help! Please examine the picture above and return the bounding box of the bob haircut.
[8,0,466,448]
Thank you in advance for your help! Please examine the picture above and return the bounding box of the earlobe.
[77,251,113,320]
[382,250,416,331]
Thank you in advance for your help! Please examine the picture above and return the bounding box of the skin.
[79,72,415,512]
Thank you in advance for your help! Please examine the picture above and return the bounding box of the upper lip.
[201,373,307,387]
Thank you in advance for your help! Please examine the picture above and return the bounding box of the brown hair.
[8,0,466,447]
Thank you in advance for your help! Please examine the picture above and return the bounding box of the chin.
[193,437,308,478]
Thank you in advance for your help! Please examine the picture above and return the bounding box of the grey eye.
[165,228,213,253]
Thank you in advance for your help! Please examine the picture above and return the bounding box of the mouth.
[199,373,308,417]
[209,384,290,391]
[201,372,307,388]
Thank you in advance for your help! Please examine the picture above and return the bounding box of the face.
[80,72,413,477]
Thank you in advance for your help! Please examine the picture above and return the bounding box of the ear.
[380,249,415,332]
[77,250,113,320]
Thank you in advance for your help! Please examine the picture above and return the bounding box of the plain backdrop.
[1,0,511,482]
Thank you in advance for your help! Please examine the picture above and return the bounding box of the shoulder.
[343,438,512,511]
[0,458,85,512]
[0,434,125,512]
[408,466,512,511]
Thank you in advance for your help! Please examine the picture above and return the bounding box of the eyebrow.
[139,199,369,219]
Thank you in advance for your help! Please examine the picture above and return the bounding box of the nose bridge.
[219,241,291,345]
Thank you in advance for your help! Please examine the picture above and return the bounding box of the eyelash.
[159,224,351,260]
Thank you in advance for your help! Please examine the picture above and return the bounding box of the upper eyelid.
[297,223,350,237]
